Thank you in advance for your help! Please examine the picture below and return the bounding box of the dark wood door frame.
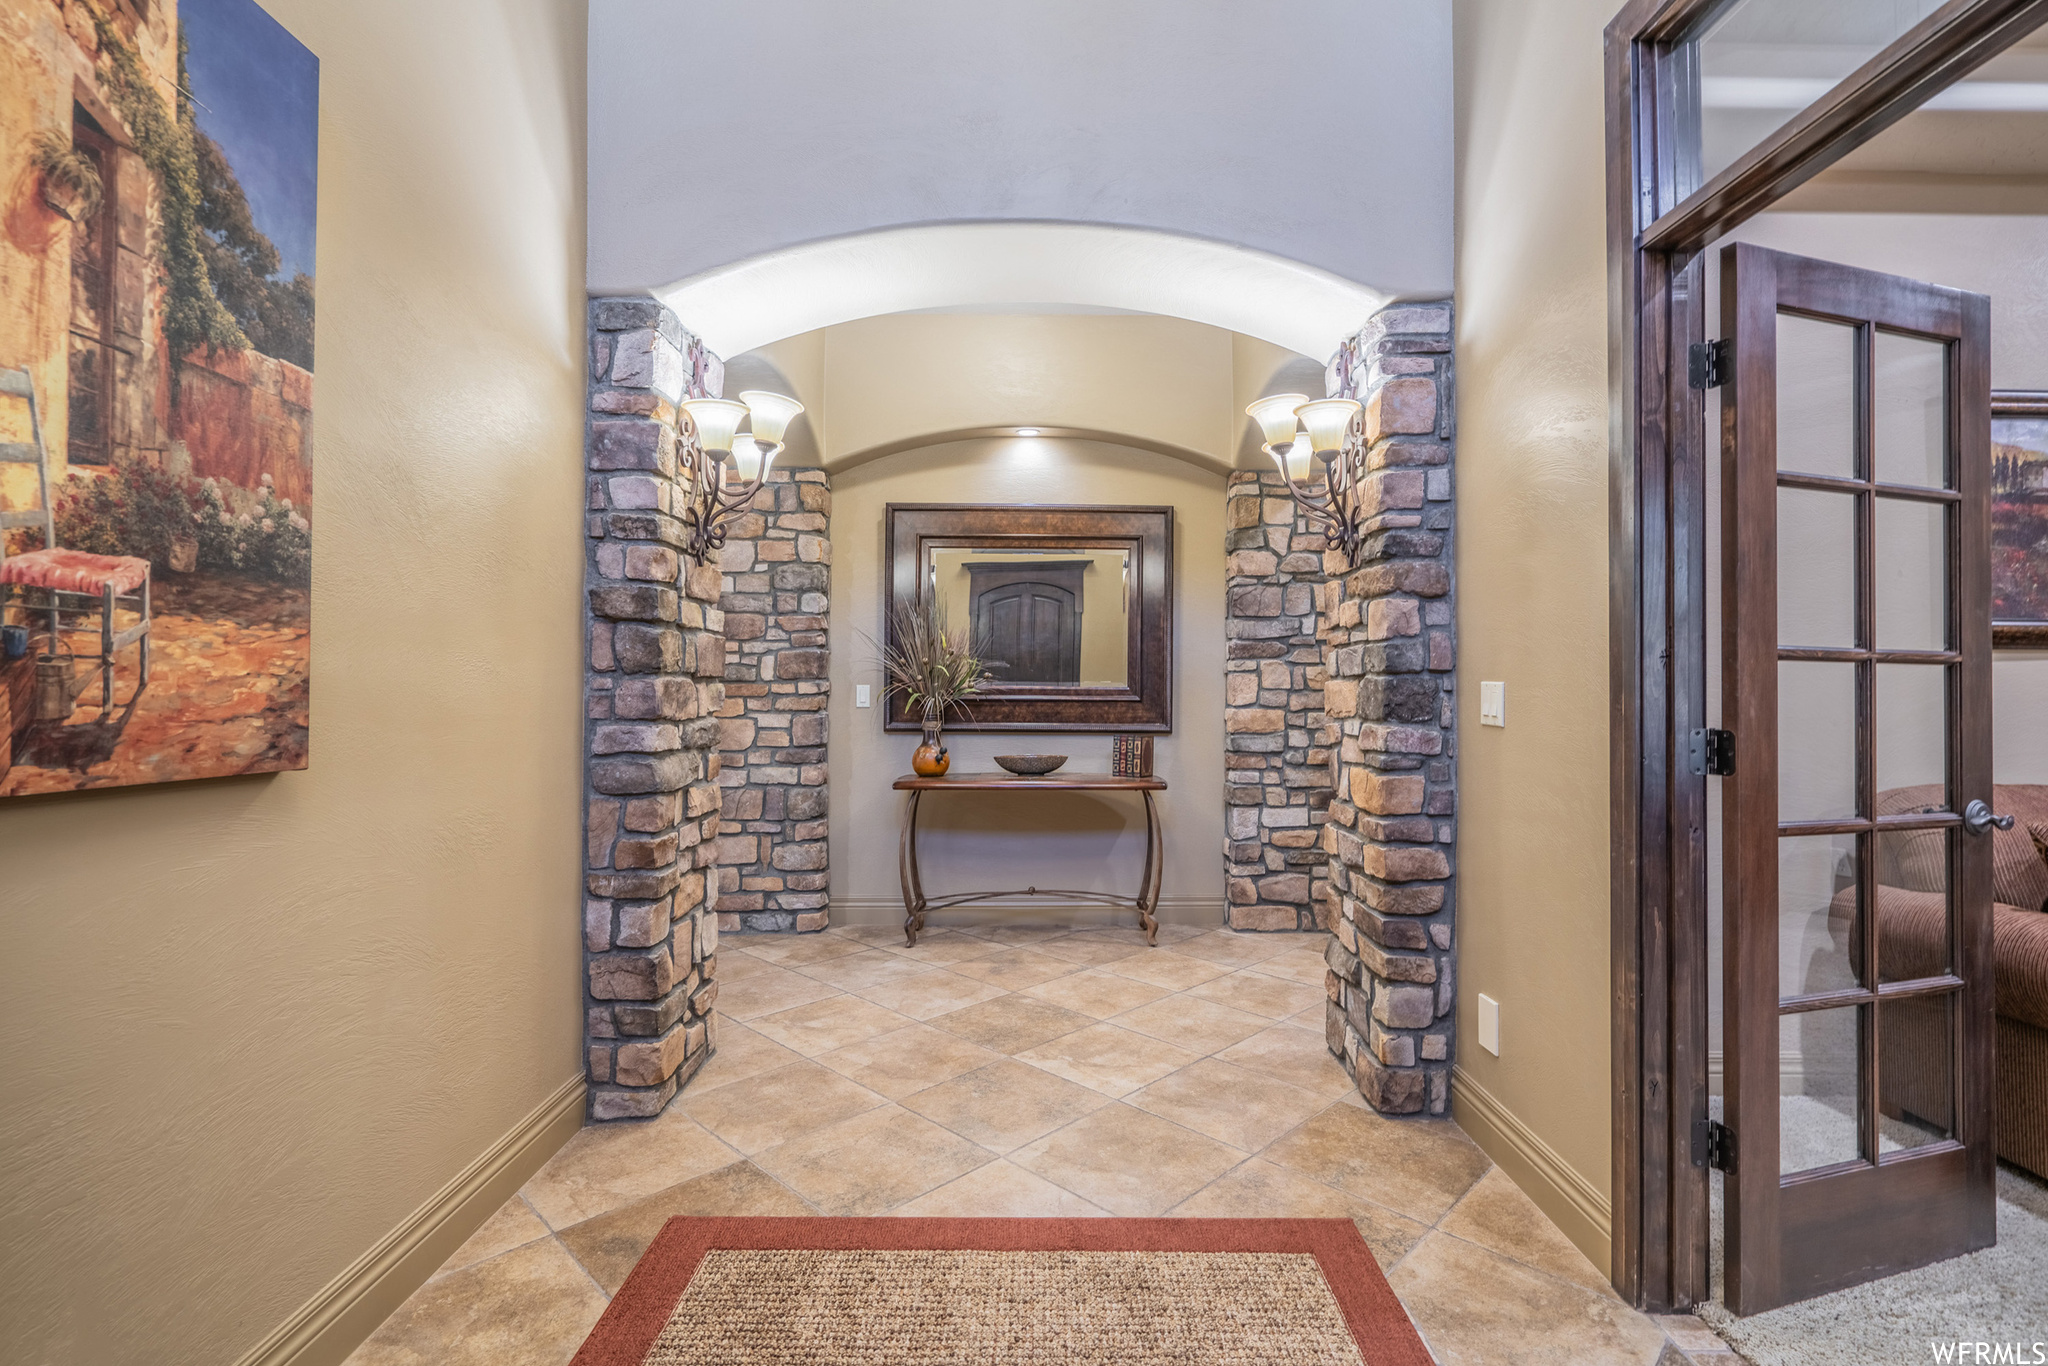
[1603,0,2048,1312]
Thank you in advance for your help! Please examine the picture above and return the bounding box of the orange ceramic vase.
[912,720,950,777]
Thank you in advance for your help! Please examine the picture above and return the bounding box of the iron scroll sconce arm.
[678,410,780,565]
[675,389,805,565]
[1267,406,1370,570]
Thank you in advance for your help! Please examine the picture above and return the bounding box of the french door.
[1719,244,1996,1313]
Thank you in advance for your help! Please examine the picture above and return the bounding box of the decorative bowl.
[994,754,1067,776]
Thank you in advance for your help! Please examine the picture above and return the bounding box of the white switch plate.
[1478,993,1500,1055]
[1479,681,1506,728]
[855,684,871,709]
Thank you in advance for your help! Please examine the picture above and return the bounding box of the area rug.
[569,1217,1434,1366]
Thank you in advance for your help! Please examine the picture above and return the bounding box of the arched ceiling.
[652,222,1393,363]
[717,310,1325,474]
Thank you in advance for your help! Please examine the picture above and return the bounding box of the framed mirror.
[884,504,1173,732]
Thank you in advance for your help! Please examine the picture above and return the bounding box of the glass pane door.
[1720,243,1995,1314]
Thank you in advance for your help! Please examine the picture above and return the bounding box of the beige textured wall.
[826,436,1227,925]
[0,1,590,1362]
[1450,0,1617,1269]
[820,315,1236,467]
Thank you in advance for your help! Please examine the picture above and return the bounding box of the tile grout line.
[556,1232,613,1302]
[1375,1166,1632,1309]
[1429,1224,1629,1302]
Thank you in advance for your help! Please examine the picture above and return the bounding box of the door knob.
[1963,799,2015,836]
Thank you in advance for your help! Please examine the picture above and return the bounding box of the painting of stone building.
[1,0,315,795]
[1993,415,2048,632]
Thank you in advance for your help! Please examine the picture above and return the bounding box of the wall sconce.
[1245,392,1367,567]
[678,389,805,563]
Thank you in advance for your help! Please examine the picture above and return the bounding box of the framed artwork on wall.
[1,0,317,795]
[1993,391,2048,650]
[884,504,1174,733]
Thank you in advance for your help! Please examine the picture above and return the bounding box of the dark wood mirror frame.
[884,504,1173,733]
[1993,391,2048,650]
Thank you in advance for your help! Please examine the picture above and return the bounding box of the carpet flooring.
[1703,1096,2048,1365]
[571,1216,1434,1366]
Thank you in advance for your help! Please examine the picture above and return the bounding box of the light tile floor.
[345,922,1722,1366]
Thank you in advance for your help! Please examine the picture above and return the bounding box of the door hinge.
[1694,1119,1737,1172]
[1689,339,1731,390]
[1689,727,1734,777]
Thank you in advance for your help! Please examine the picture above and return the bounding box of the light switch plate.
[1478,993,1500,1055]
[1479,681,1506,728]
[855,684,871,709]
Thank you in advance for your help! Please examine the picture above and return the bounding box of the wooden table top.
[893,771,1167,791]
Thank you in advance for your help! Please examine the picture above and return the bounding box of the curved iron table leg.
[899,789,928,945]
[898,785,1161,946]
[1139,789,1162,945]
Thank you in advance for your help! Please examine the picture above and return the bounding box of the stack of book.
[1111,734,1155,778]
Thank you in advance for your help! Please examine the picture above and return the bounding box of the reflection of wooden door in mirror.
[967,562,1085,683]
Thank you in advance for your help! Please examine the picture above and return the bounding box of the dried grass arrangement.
[878,596,998,726]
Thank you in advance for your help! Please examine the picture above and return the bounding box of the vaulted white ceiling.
[588,0,1452,359]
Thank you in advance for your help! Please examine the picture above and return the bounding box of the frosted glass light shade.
[1269,439,1317,484]
[682,398,749,454]
[1297,398,1362,454]
[1246,393,1310,449]
[738,390,804,448]
[1283,436,1314,482]
[728,435,773,483]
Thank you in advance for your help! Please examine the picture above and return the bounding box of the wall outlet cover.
[1478,993,1500,1055]
[1479,680,1505,728]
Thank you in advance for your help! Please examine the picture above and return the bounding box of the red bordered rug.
[570,1216,1434,1365]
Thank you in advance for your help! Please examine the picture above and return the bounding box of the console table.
[893,772,1168,946]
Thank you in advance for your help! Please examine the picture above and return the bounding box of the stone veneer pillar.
[714,468,832,933]
[1223,475,1334,931]
[582,298,728,1120]
[1319,303,1459,1116]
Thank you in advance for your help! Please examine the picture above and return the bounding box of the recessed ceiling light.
[1015,427,1041,436]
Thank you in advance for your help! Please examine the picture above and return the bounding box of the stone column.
[1319,303,1459,1116]
[714,468,832,934]
[1223,473,1333,931]
[582,298,728,1120]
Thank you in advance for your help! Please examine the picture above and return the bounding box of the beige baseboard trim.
[826,895,1226,930]
[1450,1065,1613,1278]
[230,1074,587,1366]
